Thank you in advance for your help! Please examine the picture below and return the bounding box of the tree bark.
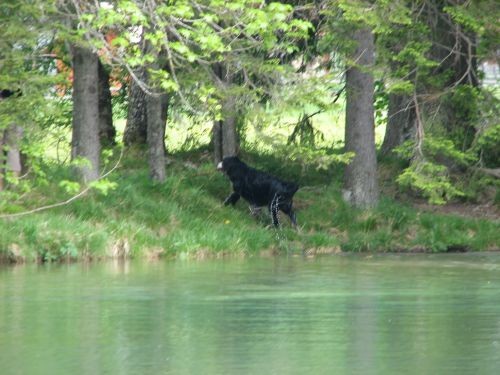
[0,131,4,191]
[124,67,148,147]
[212,120,223,165]
[343,27,379,208]
[4,126,23,177]
[71,45,100,183]
[212,115,238,165]
[381,94,416,155]
[146,91,168,182]
[221,96,238,157]
[98,60,116,147]
[144,43,169,183]
[0,126,23,191]
[0,90,23,190]
[212,63,238,165]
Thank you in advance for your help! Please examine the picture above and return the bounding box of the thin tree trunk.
[221,96,238,157]
[381,94,416,155]
[343,27,379,208]
[213,113,238,165]
[0,131,4,191]
[144,42,169,183]
[0,90,21,191]
[0,125,24,191]
[212,63,238,165]
[71,45,100,183]
[212,120,223,165]
[146,91,168,182]
[98,60,116,147]
[124,67,148,147]
[5,125,23,177]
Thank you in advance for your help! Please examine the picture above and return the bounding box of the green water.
[1,254,500,375]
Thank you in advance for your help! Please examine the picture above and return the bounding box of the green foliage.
[76,0,311,105]
[288,112,324,147]
[385,80,414,95]
[443,2,500,39]
[289,147,354,173]
[36,96,73,130]
[112,85,129,120]
[338,0,411,32]
[59,180,81,195]
[397,137,476,166]
[374,80,388,127]
[474,123,500,167]
[89,179,118,196]
[0,0,71,203]
[396,159,464,205]
[377,0,499,205]
[0,214,109,262]
[392,84,498,204]
[394,132,483,204]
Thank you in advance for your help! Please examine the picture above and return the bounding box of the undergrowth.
[0,148,498,262]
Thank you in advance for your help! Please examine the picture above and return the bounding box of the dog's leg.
[223,192,240,206]
[269,194,280,227]
[289,210,297,228]
[279,201,298,228]
[269,205,280,227]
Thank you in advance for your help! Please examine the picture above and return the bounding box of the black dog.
[217,156,298,227]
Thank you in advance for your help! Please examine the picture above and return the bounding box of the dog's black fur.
[217,156,298,227]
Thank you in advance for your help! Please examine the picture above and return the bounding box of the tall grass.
[1,148,498,262]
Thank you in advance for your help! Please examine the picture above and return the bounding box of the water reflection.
[1,254,500,374]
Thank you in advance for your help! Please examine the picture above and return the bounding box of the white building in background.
[480,60,499,86]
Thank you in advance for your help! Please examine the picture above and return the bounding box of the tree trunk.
[343,27,379,208]
[124,67,148,147]
[221,96,238,157]
[0,131,4,191]
[212,115,238,165]
[381,94,416,155]
[146,91,168,182]
[212,120,223,165]
[0,90,23,191]
[98,60,116,147]
[145,45,168,182]
[0,126,23,191]
[5,126,23,177]
[212,63,238,165]
[71,45,100,183]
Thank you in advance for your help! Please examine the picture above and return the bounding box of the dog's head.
[217,156,245,175]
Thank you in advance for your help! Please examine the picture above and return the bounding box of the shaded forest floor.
[0,147,499,263]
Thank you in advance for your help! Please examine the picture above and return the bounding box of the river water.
[1,254,500,374]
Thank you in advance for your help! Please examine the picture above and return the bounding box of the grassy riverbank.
[1,148,499,262]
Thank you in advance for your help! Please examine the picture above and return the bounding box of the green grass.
[0,148,499,262]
